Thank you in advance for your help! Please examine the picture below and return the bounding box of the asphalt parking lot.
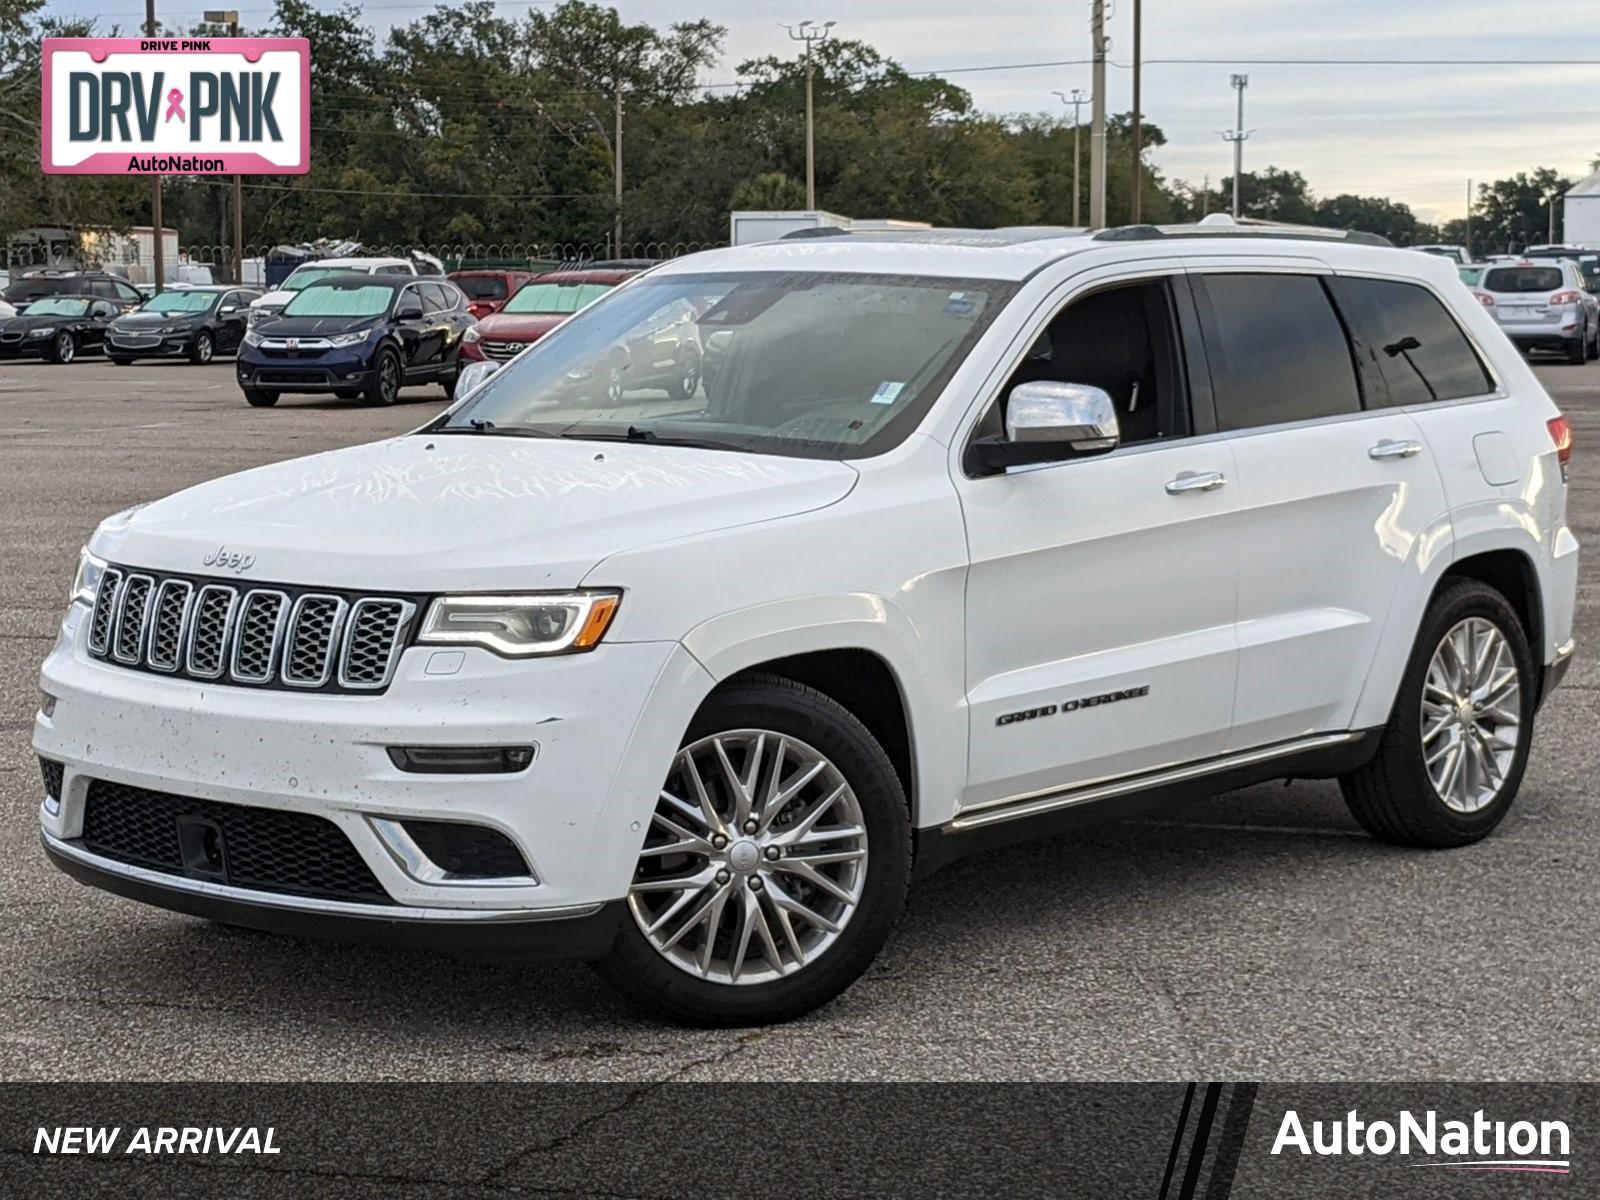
[2,353,1598,1083]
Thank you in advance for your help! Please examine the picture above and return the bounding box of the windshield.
[456,275,510,300]
[439,271,1009,460]
[141,290,217,313]
[283,267,358,292]
[282,282,394,318]
[1483,266,1564,293]
[503,280,615,314]
[26,296,91,316]
[1458,266,1484,286]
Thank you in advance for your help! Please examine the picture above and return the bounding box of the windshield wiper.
[567,426,745,452]
[431,421,559,439]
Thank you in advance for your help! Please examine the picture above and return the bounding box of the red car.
[448,268,542,321]
[460,268,638,362]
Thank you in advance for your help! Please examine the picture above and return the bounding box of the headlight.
[159,324,186,335]
[243,330,264,347]
[417,591,620,657]
[70,547,107,607]
[327,330,370,348]
[27,327,53,338]
[463,327,481,342]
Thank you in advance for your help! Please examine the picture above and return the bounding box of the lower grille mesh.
[80,779,393,904]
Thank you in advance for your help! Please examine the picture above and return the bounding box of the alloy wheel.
[195,333,212,363]
[55,332,74,363]
[380,356,399,403]
[627,730,869,985]
[1421,617,1522,813]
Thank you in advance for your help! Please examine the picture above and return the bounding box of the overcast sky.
[64,0,1600,221]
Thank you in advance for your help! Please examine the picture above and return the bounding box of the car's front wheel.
[365,348,401,405]
[1340,578,1535,847]
[243,388,279,407]
[597,675,910,1025]
[189,330,214,365]
[48,331,76,364]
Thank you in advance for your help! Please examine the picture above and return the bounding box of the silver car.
[1478,260,1598,363]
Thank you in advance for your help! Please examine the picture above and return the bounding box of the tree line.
[0,0,1589,259]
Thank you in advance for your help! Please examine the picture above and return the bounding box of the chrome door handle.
[1369,439,1423,460]
[1165,470,1227,495]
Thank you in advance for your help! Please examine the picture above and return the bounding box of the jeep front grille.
[87,566,418,694]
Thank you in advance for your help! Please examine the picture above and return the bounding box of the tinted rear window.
[5,278,71,301]
[455,275,508,300]
[1193,274,1362,431]
[1327,277,1493,407]
[1483,267,1563,293]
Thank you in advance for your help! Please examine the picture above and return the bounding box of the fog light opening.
[386,745,536,774]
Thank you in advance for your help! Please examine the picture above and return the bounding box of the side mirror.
[455,359,501,399]
[972,382,1120,473]
[397,298,425,321]
[220,305,237,315]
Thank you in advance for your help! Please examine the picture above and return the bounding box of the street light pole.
[1053,89,1087,226]
[1548,190,1561,244]
[784,20,835,211]
[1130,0,1142,222]
[1221,74,1250,219]
[146,0,164,294]
[205,10,243,283]
[1088,0,1107,228]
[614,83,624,254]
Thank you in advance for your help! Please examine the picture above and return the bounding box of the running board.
[914,729,1380,879]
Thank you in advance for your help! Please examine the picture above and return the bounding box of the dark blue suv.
[236,274,474,407]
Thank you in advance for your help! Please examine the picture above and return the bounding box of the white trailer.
[1563,172,1600,247]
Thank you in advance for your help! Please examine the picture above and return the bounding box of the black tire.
[440,363,459,401]
[1340,578,1536,848]
[334,388,361,400]
[596,674,911,1025]
[1587,323,1598,361]
[48,331,76,364]
[365,348,401,405]
[665,345,702,401]
[243,388,279,407]
[109,356,133,366]
[1567,336,1586,364]
[189,330,214,365]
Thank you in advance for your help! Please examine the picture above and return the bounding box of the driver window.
[982,278,1190,447]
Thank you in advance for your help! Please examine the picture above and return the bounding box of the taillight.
[1548,415,1573,478]
[1475,292,1495,307]
[1549,290,1582,306]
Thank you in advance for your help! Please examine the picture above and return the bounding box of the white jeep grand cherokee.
[35,219,1579,1024]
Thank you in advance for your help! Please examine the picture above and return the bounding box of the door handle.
[1165,470,1227,495]
[1368,439,1423,460]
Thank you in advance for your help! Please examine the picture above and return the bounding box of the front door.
[955,270,1243,813]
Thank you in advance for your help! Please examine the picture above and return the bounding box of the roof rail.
[1094,218,1394,249]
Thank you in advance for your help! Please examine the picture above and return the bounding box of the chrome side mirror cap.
[972,381,1120,472]
[455,359,501,399]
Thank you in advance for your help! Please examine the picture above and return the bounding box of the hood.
[473,312,566,341]
[1,311,83,331]
[90,435,859,592]
[253,314,384,338]
[113,310,207,330]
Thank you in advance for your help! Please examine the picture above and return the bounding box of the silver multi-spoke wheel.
[1422,617,1522,813]
[628,730,869,986]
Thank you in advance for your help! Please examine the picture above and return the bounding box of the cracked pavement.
[2,356,1598,1081]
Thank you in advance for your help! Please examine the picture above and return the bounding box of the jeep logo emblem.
[201,546,256,574]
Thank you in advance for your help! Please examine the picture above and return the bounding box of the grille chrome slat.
[86,566,416,695]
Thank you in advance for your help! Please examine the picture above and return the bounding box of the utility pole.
[1200,175,1210,217]
[1052,89,1087,226]
[1548,189,1560,244]
[614,84,624,255]
[1221,74,1250,219]
[1130,0,1143,222]
[784,20,835,211]
[1088,0,1107,228]
[205,10,243,283]
[146,0,164,294]
[1465,179,1473,259]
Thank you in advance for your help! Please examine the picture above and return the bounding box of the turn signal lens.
[418,591,621,657]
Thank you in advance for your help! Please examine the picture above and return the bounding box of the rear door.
[1188,267,1451,747]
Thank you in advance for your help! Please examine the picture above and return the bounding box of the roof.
[651,215,1411,283]
[292,257,412,269]
[1565,171,1600,198]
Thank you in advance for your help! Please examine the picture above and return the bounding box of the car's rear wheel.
[109,355,133,366]
[48,331,76,364]
[1567,335,1586,364]
[1587,322,1598,360]
[1340,578,1535,847]
[597,675,910,1025]
[665,346,702,401]
[243,388,279,407]
[189,330,214,365]
[365,349,401,405]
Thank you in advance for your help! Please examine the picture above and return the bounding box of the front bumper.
[108,331,195,358]
[0,337,54,358]
[35,602,713,927]
[237,346,376,392]
[44,834,623,959]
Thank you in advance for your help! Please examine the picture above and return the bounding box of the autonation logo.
[1272,1109,1571,1175]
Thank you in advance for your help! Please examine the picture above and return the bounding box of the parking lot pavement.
[2,355,1598,1082]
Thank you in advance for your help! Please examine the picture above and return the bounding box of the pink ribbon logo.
[164,88,185,123]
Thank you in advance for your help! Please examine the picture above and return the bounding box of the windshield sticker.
[943,292,976,317]
[870,381,905,405]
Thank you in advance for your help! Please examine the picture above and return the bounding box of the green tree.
[731,172,807,211]
[1472,169,1574,254]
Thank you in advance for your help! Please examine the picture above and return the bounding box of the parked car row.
[0,284,260,365]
